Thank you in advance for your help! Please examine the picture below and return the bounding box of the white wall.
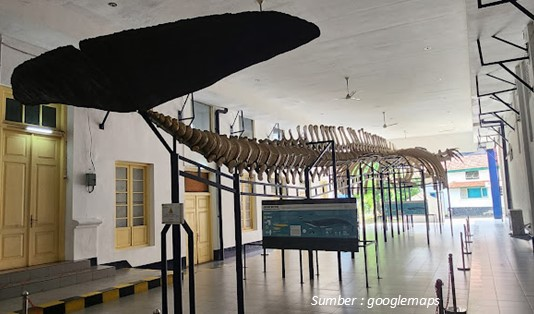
[390,131,477,153]
[498,21,534,225]
[67,103,186,266]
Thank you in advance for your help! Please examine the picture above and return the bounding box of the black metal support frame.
[379,172,387,242]
[230,110,245,136]
[214,107,228,261]
[476,37,532,92]
[392,171,401,235]
[371,165,381,279]
[178,93,196,125]
[386,174,394,238]
[478,0,534,20]
[141,112,247,314]
[421,169,430,246]
[98,111,111,130]
[359,164,370,288]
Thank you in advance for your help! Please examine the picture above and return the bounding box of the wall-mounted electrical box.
[86,173,96,192]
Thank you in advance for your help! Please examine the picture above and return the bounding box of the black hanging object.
[11,11,320,112]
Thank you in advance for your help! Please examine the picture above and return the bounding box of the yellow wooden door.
[28,134,60,266]
[184,193,197,264]
[0,130,31,270]
[195,194,211,264]
[0,131,60,270]
[184,193,211,264]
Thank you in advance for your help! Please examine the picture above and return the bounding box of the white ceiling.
[0,0,528,143]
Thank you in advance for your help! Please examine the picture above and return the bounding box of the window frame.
[191,101,212,132]
[115,161,150,249]
[241,117,254,139]
[240,174,256,231]
[4,97,60,130]
[465,170,480,180]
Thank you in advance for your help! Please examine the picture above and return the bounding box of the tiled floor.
[1,218,532,313]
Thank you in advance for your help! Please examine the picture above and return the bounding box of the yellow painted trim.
[79,291,101,298]
[113,283,133,289]
[38,300,64,307]
[102,288,120,302]
[64,298,84,313]
[134,281,148,293]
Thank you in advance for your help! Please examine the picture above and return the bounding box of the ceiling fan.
[382,111,398,128]
[335,76,360,100]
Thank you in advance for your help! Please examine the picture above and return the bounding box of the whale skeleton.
[145,110,452,186]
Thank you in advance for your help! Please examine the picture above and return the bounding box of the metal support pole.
[337,251,342,281]
[392,171,401,235]
[232,173,245,314]
[387,173,394,238]
[308,250,314,280]
[348,167,355,258]
[281,249,286,278]
[444,161,454,236]
[304,168,311,199]
[316,251,320,276]
[331,142,338,198]
[371,166,381,279]
[170,141,183,314]
[160,224,171,314]
[299,250,304,284]
[421,169,430,246]
[500,122,513,209]
[359,164,370,288]
[379,172,387,242]
[214,108,228,261]
[436,182,443,234]
[399,181,406,232]
[263,248,267,273]
[183,222,196,314]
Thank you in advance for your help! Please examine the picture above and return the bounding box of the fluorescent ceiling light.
[26,126,53,134]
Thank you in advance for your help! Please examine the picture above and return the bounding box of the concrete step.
[0,261,115,300]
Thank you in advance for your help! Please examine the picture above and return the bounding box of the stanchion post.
[466,217,473,238]
[435,280,445,314]
[22,291,29,314]
[463,225,472,255]
[457,232,470,271]
[448,254,458,313]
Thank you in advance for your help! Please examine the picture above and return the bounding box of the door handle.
[30,215,38,228]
